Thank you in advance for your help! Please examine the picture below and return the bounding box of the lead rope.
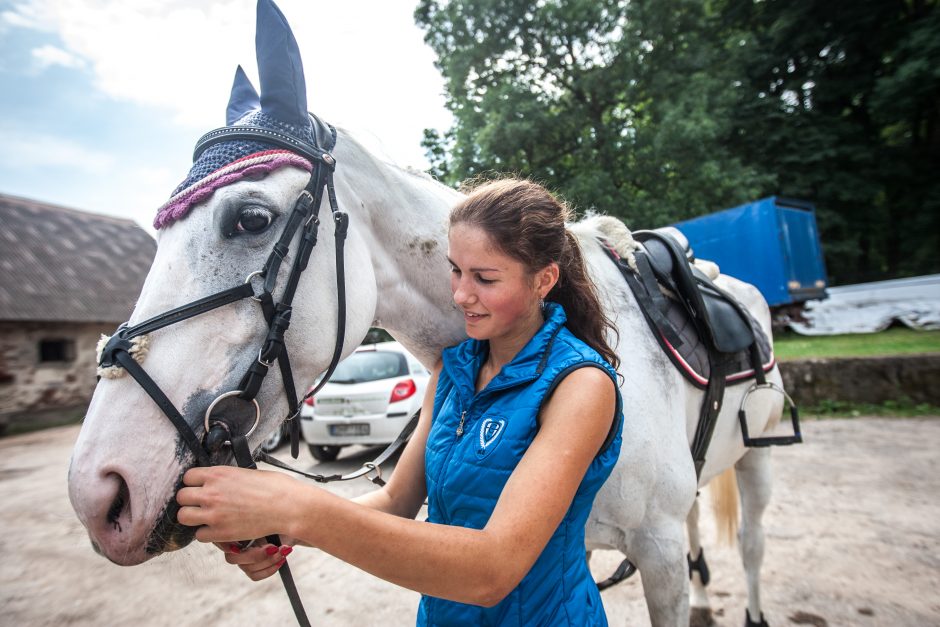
[258,410,420,486]
[225,430,311,627]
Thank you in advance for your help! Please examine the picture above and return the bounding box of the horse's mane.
[569,213,639,272]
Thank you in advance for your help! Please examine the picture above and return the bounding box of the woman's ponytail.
[548,230,619,370]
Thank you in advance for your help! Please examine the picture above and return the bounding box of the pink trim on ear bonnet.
[153,149,312,229]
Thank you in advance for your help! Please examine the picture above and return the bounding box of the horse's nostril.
[105,473,131,533]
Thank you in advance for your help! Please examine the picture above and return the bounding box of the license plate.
[329,423,370,436]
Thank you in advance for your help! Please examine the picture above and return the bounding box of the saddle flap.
[696,281,755,353]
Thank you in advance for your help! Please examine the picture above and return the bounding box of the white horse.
[67,3,785,625]
[68,131,783,625]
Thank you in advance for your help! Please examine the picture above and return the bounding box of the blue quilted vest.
[417,303,623,626]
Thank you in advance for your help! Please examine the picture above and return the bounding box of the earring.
[538,298,545,311]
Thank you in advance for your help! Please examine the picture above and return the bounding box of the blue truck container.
[672,197,828,307]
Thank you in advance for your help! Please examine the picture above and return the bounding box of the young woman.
[176,178,624,625]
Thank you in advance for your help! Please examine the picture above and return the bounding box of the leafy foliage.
[416,0,939,284]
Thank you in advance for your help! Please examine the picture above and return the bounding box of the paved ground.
[1,417,938,626]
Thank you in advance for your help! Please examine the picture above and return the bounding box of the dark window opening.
[39,339,76,363]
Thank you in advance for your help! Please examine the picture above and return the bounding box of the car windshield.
[328,351,409,384]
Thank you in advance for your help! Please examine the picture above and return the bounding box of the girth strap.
[596,558,637,591]
[690,358,728,479]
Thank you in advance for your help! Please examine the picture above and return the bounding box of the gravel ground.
[1,417,938,626]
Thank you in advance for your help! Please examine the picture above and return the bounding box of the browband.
[193,114,337,165]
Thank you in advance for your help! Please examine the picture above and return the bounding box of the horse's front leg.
[736,447,773,627]
[623,456,698,627]
[631,516,691,627]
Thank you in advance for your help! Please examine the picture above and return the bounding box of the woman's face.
[448,223,555,343]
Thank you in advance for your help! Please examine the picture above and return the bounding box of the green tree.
[418,0,940,285]
[416,0,770,228]
[688,0,939,282]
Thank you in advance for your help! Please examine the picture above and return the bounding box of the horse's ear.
[255,0,308,127]
[226,65,260,125]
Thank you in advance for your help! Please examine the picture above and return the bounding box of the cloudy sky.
[0,0,452,232]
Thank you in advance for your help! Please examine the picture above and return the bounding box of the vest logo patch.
[477,418,506,458]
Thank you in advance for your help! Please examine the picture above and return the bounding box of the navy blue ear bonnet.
[154,0,326,229]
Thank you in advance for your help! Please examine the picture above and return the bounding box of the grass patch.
[803,397,940,418]
[773,327,940,361]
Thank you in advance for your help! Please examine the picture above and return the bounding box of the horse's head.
[68,0,378,565]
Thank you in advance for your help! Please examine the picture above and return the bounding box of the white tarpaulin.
[788,274,940,335]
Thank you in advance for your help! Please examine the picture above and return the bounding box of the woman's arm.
[178,366,614,606]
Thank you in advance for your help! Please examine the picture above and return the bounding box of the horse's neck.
[335,133,466,366]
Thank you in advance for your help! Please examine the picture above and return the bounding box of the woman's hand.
[176,465,300,543]
[213,541,294,581]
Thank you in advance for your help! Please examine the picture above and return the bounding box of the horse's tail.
[710,466,739,545]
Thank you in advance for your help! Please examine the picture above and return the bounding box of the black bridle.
[97,115,348,627]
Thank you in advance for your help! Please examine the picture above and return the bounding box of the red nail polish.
[276,558,286,567]
[280,546,293,556]
[265,545,279,556]
[229,544,241,554]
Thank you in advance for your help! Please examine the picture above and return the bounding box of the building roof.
[0,193,156,323]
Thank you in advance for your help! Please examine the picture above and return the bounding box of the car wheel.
[309,444,341,462]
[261,425,285,453]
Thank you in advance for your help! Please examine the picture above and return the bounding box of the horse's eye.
[235,207,273,234]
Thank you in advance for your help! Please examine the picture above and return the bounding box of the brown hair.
[449,178,620,370]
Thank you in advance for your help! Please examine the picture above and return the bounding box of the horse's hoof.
[745,609,770,627]
[690,607,716,627]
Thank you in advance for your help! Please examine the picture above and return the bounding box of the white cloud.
[0,125,113,173]
[1,5,51,30]
[31,43,85,69]
[7,0,451,167]
[0,122,178,232]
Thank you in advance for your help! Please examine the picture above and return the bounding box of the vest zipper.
[455,411,467,437]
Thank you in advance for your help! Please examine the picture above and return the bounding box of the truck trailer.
[672,196,828,309]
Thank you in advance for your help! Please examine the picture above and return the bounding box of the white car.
[300,341,429,461]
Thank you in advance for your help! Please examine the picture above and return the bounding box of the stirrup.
[738,382,802,447]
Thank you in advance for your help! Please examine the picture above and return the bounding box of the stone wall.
[777,354,940,407]
[0,321,113,432]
